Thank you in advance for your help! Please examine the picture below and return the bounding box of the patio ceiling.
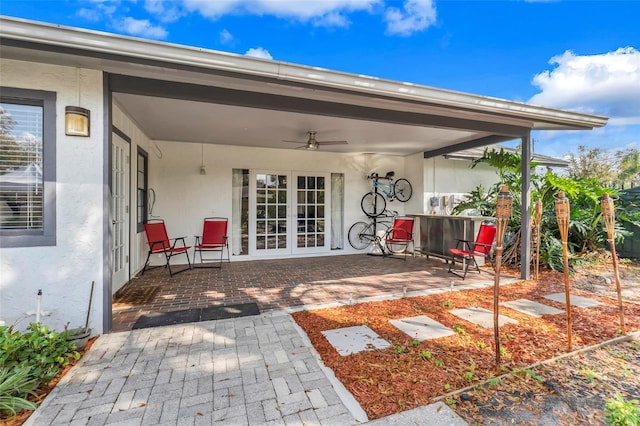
[0,17,608,158]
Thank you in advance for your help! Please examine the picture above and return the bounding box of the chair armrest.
[170,236,188,248]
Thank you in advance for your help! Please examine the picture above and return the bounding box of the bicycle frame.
[373,180,396,199]
[369,173,399,200]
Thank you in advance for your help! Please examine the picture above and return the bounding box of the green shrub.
[0,367,38,416]
[605,393,640,426]
[0,323,80,385]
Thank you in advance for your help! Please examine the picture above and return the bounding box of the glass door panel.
[254,172,289,255]
[294,173,329,253]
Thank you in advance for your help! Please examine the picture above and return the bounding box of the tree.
[567,146,616,186]
[616,148,640,189]
[567,145,640,189]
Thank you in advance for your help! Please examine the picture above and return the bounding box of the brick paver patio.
[112,254,509,332]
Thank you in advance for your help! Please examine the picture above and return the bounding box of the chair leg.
[140,250,153,276]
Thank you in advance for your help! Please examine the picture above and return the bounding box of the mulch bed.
[292,268,640,421]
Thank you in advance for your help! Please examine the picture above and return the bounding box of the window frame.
[136,146,148,233]
[0,87,56,247]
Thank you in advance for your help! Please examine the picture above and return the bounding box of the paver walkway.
[26,315,364,426]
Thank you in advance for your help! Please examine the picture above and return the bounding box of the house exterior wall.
[423,156,498,215]
[0,59,104,332]
[137,140,408,270]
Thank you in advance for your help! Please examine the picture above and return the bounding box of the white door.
[111,133,130,293]
[293,173,330,254]
[250,171,330,256]
[251,171,290,256]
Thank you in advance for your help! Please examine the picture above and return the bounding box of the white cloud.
[183,0,379,27]
[144,0,186,23]
[76,8,102,22]
[245,47,273,60]
[114,17,168,39]
[384,0,437,36]
[220,29,234,45]
[529,47,640,125]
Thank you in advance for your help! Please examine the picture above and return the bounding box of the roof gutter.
[0,16,608,130]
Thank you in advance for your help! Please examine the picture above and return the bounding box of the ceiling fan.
[283,131,348,151]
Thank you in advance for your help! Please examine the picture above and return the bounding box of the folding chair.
[448,223,496,279]
[383,216,415,260]
[194,217,230,267]
[141,219,191,277]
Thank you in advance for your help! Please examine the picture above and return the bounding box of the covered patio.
[112,253,517,332]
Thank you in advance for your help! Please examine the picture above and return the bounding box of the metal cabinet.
[411,214,493,264]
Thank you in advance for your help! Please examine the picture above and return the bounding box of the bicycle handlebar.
[367,171,395,180]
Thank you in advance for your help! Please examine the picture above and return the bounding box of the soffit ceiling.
[113,92,483,156]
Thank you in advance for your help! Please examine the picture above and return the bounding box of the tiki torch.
[493,184,512,367]
[531,198,543,282]
[555,191,572,351]
[601,193,625,334]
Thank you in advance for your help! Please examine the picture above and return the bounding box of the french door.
[111,133,130,293]
[250,171,329,256]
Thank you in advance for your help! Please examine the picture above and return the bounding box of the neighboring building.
[423,144,569,215]
[0,17,607,333]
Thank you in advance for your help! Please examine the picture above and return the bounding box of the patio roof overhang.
[0,16,607,157]
[0,16,610,281]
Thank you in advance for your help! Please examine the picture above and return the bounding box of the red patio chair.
[141,219,192,277]
[194,217,230,267]
[448,223,496,279]
[383,216,415,260]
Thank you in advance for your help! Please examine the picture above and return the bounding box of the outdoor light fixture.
[554,191,572,350]
[493,184,512,367]
[601,193,625,333]
[65,106,90,137]
[200,144,207,175]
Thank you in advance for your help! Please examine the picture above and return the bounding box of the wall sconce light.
[65,106,90,137]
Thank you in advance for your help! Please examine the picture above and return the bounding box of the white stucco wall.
[423,156,499,214]
[137,140,408,268]
[0,59,104,332]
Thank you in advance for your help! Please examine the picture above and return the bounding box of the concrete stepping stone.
[543,293,604,308]
[502,299,564,317]
[449,307,518,329]
[322,325,392,356]
[389,315,455,341]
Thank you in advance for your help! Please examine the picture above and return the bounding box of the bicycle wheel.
[348,221,374,250]
[361,192,386,217]
[393,178,412,202]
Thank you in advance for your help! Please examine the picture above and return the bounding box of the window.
[136,147,148,232]
[0,88,56,247]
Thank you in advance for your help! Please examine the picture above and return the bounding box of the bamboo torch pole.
[493,185,512,367]
[601,193,625,334]
[555,191,572,351]
[533,199,543,282]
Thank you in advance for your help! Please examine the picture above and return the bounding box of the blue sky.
[2,0,639,159]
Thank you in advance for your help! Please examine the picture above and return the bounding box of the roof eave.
[0,16,609,131]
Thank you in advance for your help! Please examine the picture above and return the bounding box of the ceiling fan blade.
[317,140,348,145]
[282,140,305,144]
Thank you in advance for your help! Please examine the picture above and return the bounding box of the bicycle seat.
[385,171,395,179]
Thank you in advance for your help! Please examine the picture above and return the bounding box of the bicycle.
[361,171,412,217]
[348,209,397,250]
